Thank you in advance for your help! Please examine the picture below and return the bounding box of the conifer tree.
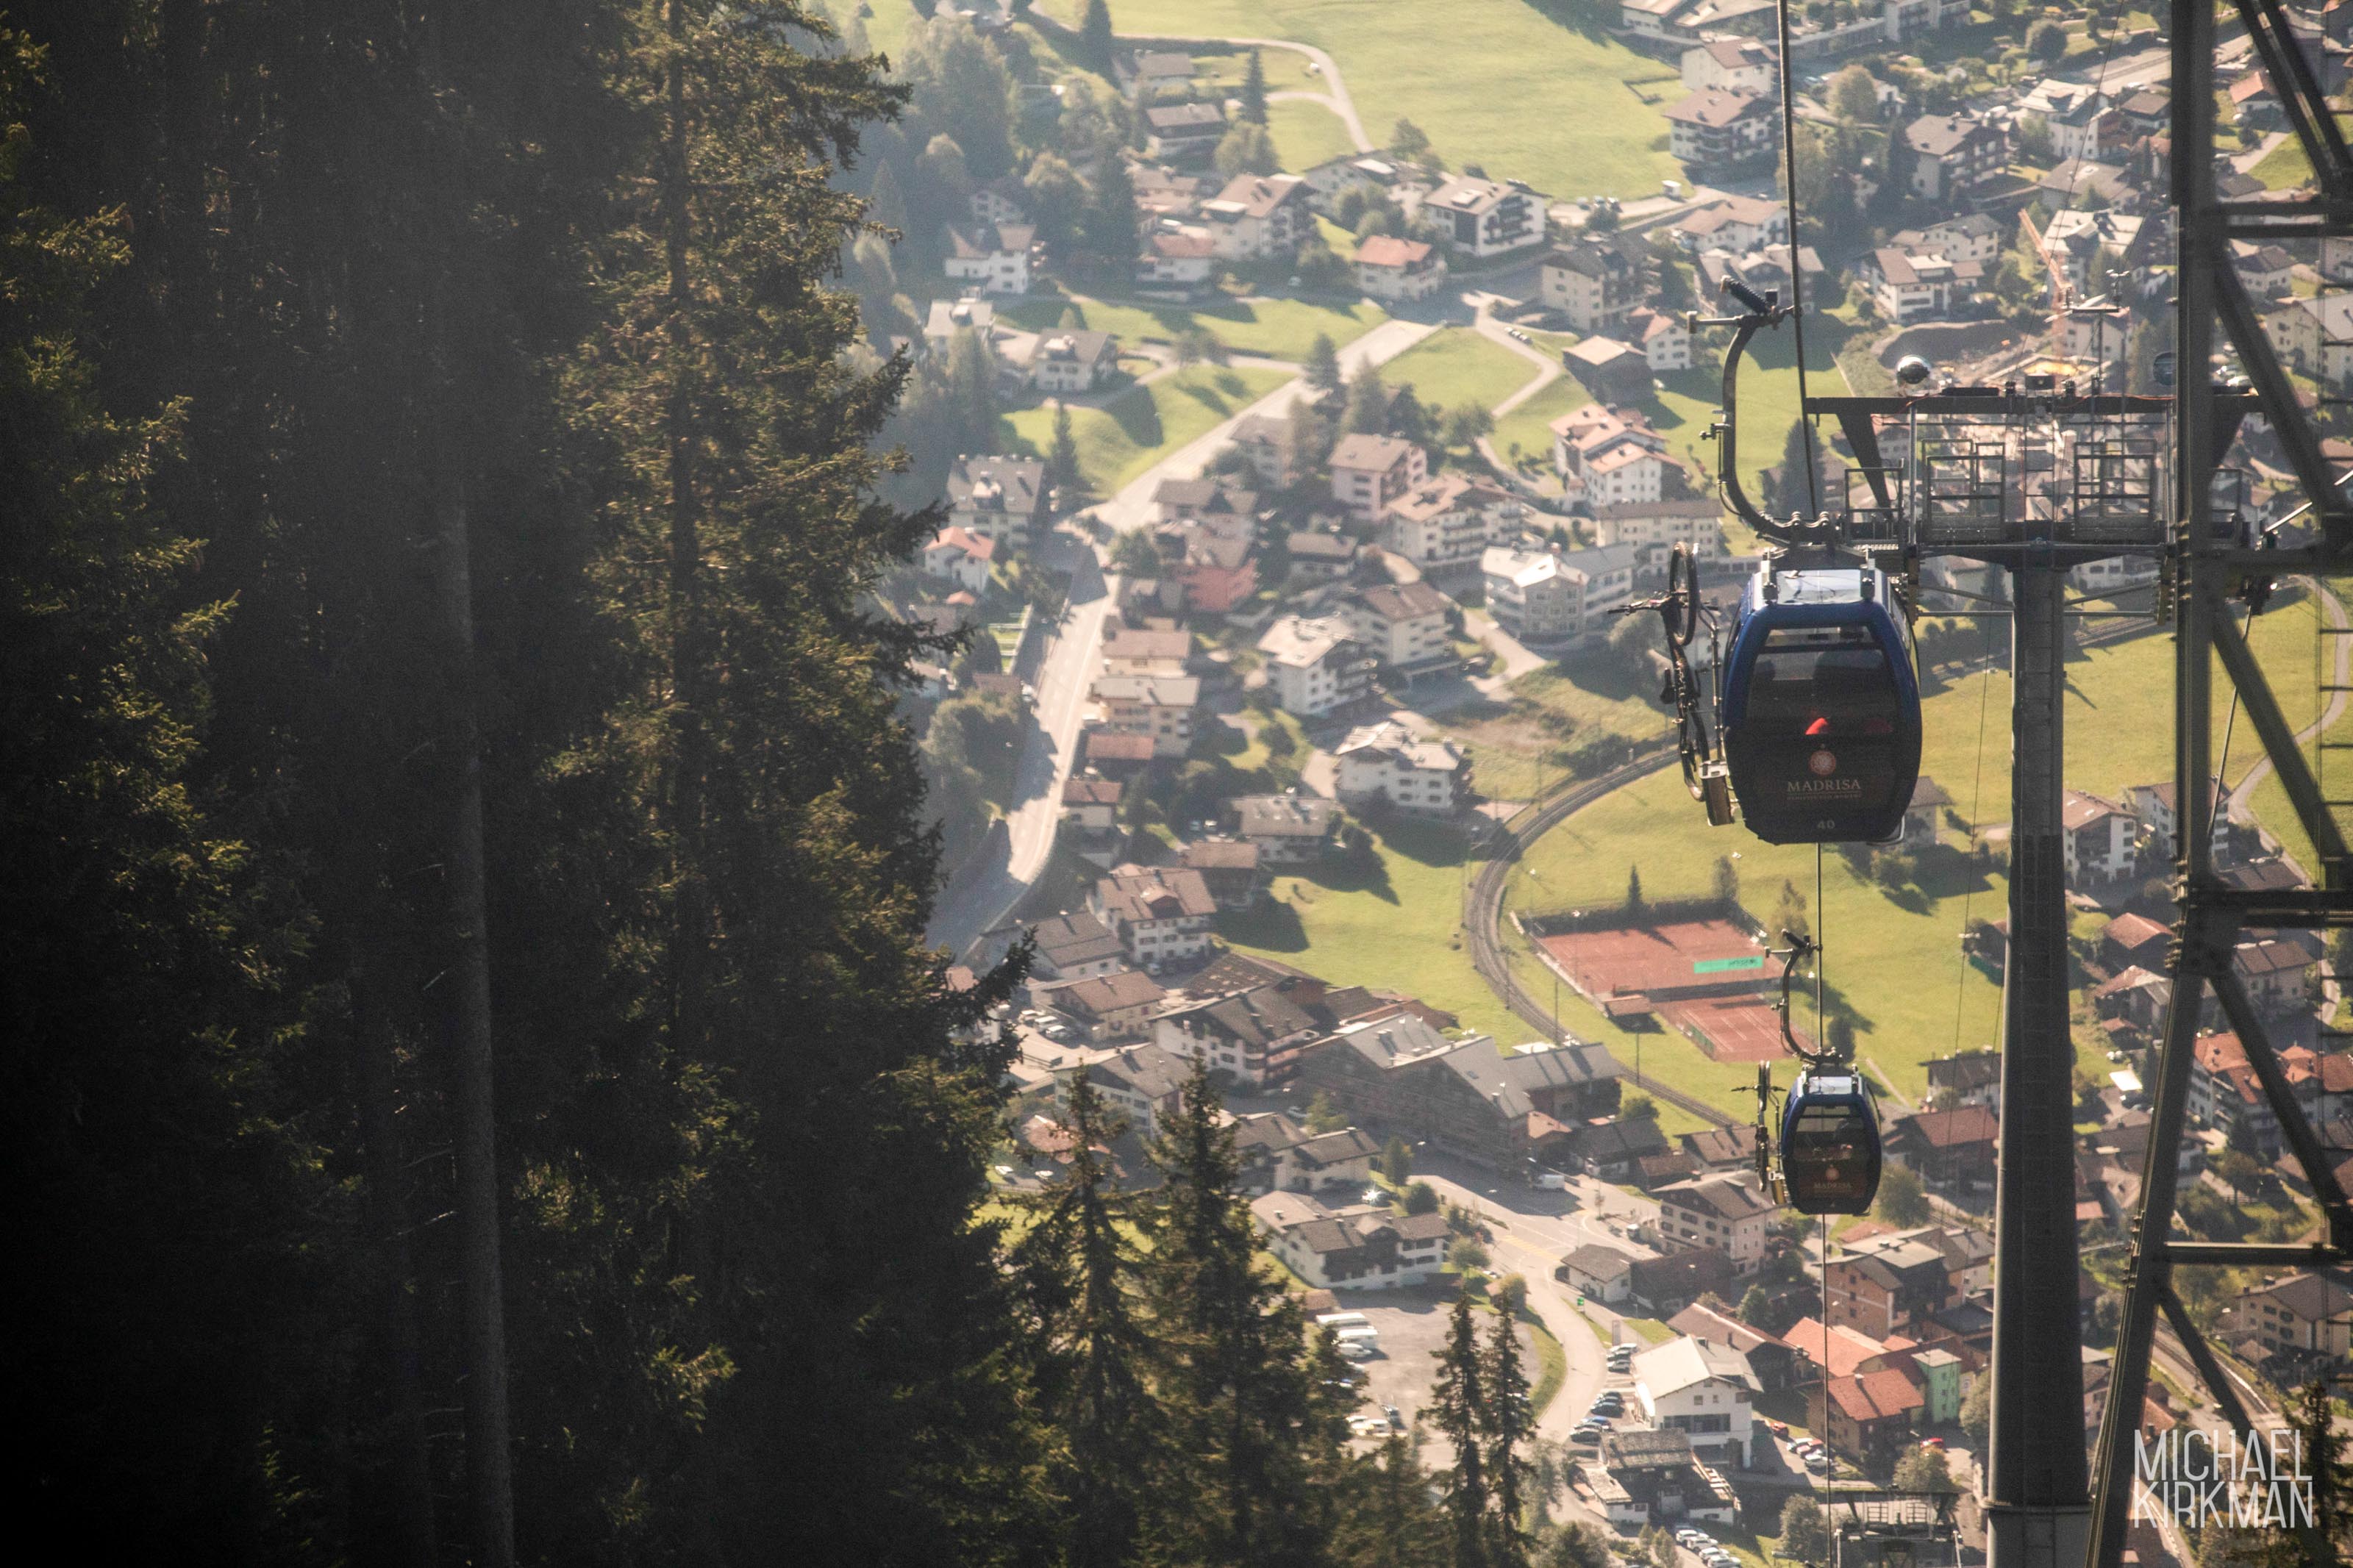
[1012,1073,1157,1568]
[1142,1062,1323,1564]
[1432,1292,1490,1568]
[1082,0,1116,75]
[1345,360,1391,434]
[1482,1309,1535,1567]
[869,155,910,235]
[1050,402,1084,494]
[1081,153,1140,274]
[1307,331,1345,394]
[1242,49,1269,125]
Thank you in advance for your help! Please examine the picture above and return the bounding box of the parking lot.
[1316,1285,1536,1447]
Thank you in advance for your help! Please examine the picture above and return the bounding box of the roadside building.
[1088,673,1200,759]
[1249,1192,1452,1289]
[1229,793,1343,864]
[1653,1176,1777,1274]
[1234,1111,1382,1194]
[1202,173,1312,262]
[1422,173,1548,259]
[1057,1041,1190,1139]
[1256,615,1377,718]
[922,526,996,593]
[1557,1242,1637,1305]
[1901,113,2006,201]
[1355,235,1447,301]
[1029,329,1119,394]
[1629,1336,1759,1464]
[1176,839,1261,911]
[1088,866,1218,968]
[1886,1104,1999,1189]
[1663,87,1776,173]
[1590,1428,1738,1531]
[1329,433,1429,523]
[1143,101,1227,163]
[1332,720,1472,815]
[1156,983,1321,1088]
[1029,912,1126,982]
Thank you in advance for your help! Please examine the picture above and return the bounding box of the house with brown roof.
[1088,866,1218,968]
[1154,981,1319,1089]
[2063,789,2138,884]
[1143,101,1227,163]
[1678,1123,1760,1173]
[1202,173,1311,262]
[1042,968,1169,1042]
[1355,235,1446,301]
[1088,673,1201,759]
[1826,1237,1954,1339]
[1540,240,1640,334]
[2101,911,2172,973]
[1662,87,1776,173]
[1082,728,1157,782]
[1229,793,1343,864]
[1249,1191,1451,1289]
[2187,1032,2284,1157]
[1328,433,1428,523]
[2228,1270,2353,1365]
[1900,113,2006,201]
[1233,1111,1382,1194]
[1030,912,1127,982]
[1924,1048,2001,1114]
[1176,839,1262,910]
[1337,578,1456,668]
[1815,1366,1928,1471]
[1886,1105,1998,1189]
[1627,1246,1737,1318]
[1654,1176,1776,1274]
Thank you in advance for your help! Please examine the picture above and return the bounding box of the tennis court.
[1536,918,1800,1063]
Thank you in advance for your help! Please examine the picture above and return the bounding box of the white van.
[1338,1339,1377,1361]
[1533,1171,1568,1190]
[1315,1312,1371,1332]
[1334,1325,1381,1347]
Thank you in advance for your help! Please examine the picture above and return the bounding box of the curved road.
[1029,15,1374,154]
[2225,580,2349,824]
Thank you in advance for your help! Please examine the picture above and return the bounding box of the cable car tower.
[1629,7,2353,1562]
[1660,265,2175,1565]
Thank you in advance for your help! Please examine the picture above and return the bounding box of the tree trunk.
[351,975,439,1568]
[665,0,711,1055]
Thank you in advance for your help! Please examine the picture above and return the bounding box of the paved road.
[1091,318,1438,536]
[1475,305,1561,418]
[1029,12,1372,153]
[2225,581,2349,823]
[925,536,1115,959]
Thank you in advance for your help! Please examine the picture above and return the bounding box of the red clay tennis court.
[1536,919,1800,1063]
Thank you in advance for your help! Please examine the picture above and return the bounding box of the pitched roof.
[1049,969,1168,1017]
[2104,912,2171,953]
[1357,235,1435,268]
[1668,1300,1790,1355]
[1032,912,1124,965]
[1827,1366,1927,1422]
[1095,866,1217,923]
[1178,838,1260,871]
[1085,730,1157,763]
[1663,87,1769,129]
[1328,432,1422,472]
[1784,1317,1894,1380]
[1898,1105,1999,1149]
[1561,1242,1635,1281]
[1657,1175,1776,1223]
[1231,793,1343,840]
[1351,579,1454,622]
[1632,1334,1760,1396]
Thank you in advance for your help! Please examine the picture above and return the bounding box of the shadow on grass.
[1514,0,1613,43]
[1376,817,1470,873]
[1104,385,1165,449]
[1217,898,1310,953]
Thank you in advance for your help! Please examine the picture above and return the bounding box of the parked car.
[1385,1405,1404,1432]
[1766,1420,1790,1438]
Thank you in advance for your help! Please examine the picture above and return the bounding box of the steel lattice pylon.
[2085,4,2353,1566]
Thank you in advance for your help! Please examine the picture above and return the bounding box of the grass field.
[1499,602,2347,1122]
[1051,0,1680,198]
[1379,327,1544,416]
[1490,376,1582,471]
[1217,815,1521,1045]
[1004,293,1387,362]
[2254,137,2315,192]
[1001,363,1290,491]
[1267,96,1358,171]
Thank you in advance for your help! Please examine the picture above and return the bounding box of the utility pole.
[1984,560,2090,1568]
